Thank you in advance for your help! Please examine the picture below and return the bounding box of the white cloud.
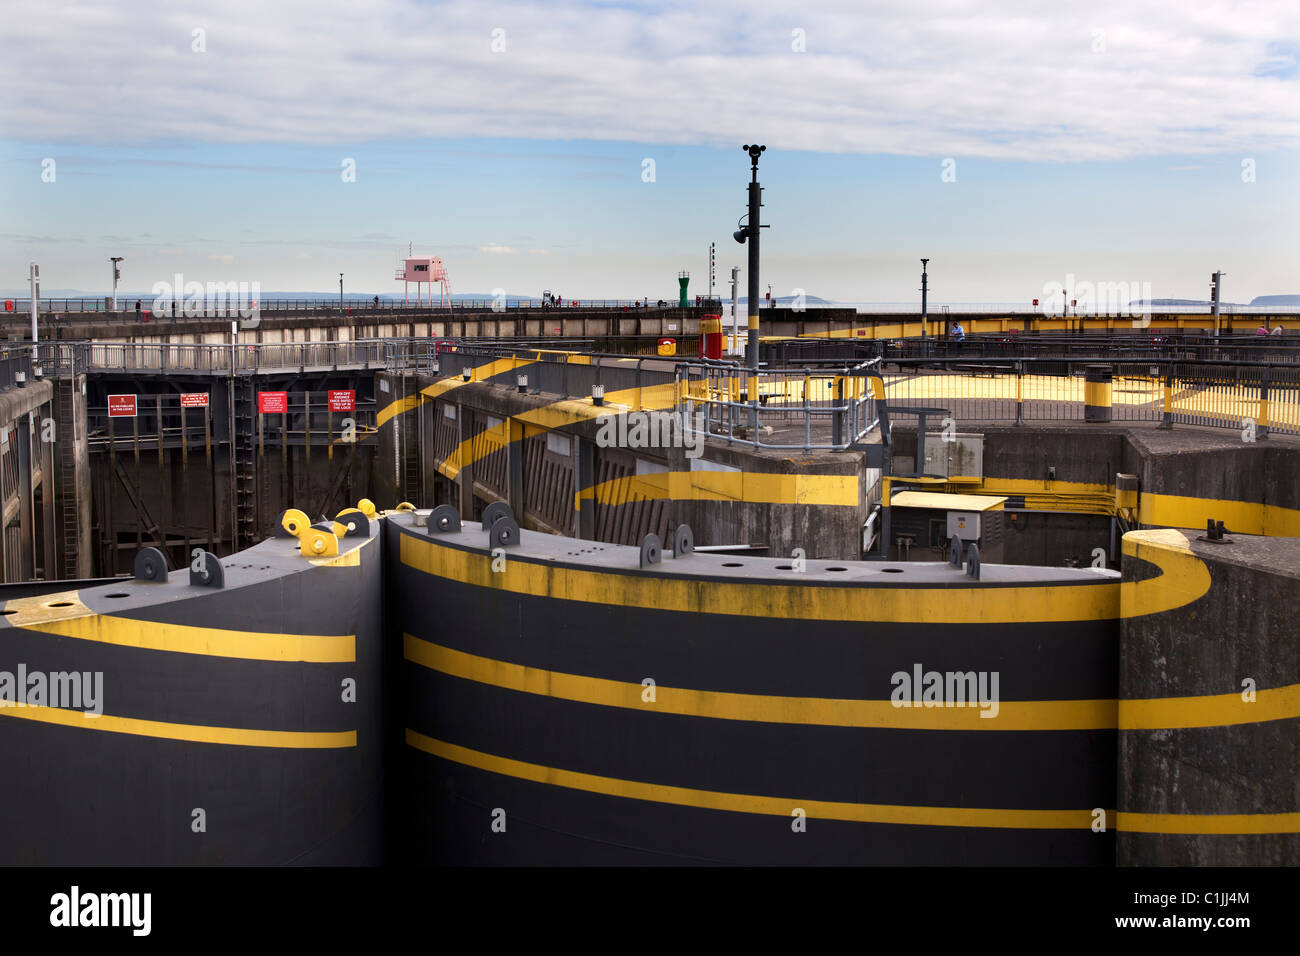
[479,244,516,254]
[207,254,235,262]
[3,0,1297,160]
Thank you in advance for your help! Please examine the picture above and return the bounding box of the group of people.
[1257,324,1286,335]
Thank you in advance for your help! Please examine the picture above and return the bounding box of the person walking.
[135,298,142,319]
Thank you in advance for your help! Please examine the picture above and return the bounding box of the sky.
[1,0,1298,304]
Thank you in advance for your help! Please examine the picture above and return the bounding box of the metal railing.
[85,392,378,449]
[830,302,1300,315]
[0,346,35,391]
[422,343,881,452]
[0,297,724,316]
[676,358,879,451]
[29,340,386,376]
[8,339,1293,443]
[764,332,1300,367]
[880,358,1299,437]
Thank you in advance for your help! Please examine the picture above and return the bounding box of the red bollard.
[699,313,723,359]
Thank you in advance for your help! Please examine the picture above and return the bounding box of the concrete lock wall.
[375,365,869,560]
[0,499,1295,865]
[1118,531,1300,865]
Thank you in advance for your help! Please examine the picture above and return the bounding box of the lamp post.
[733,144,767,400]
[110,256,123,311]
[920,258,929,341]
[29,262,39,362]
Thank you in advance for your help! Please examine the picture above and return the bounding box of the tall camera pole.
[734,144,766,399]
[920,258,929,340]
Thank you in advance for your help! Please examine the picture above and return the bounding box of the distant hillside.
[1129,298,1249,308]
[1128,295,1300,308]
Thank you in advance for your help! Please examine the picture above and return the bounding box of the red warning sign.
[328,390,355,412]
[180,392,209,408]
[258,391,288,414]
[107,394,136,418]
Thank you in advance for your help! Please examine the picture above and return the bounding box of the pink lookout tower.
[395,249,451,307]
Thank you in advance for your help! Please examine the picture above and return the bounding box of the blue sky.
[2,0,1298,303]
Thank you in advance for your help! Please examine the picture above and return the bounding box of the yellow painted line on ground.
[406,730,1094,830]
[1,592,355,662]
[890,478,1300,530]
[1,704,355,748]
[400,533,1119,624]
[875,370,1299,428]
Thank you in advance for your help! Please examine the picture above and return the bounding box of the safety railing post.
[1159,360,1174,429]
[1015,361,1024,425]
[832,376,843,447]
[1258,365,1271,440]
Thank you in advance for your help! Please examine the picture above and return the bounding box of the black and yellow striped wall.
[389,515,1300,865]
[1,498,1293,865]
[390,512,1127,864]
[0,523,385,865]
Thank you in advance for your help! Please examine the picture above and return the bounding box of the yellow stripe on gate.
[405,730,1094,830]
[1,592,356,662]
[399,532,1120,625]
[1,704,355,748]
[408,732,1300,834]
[406,636,1300,732]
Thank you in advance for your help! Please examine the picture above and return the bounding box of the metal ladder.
[54,378,81,578]
[232,375,259,549]
[399,370,421,506]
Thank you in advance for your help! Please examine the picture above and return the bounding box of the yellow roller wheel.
[281,508,311,538]
[299,528,339,558]
[333,507,365,537]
